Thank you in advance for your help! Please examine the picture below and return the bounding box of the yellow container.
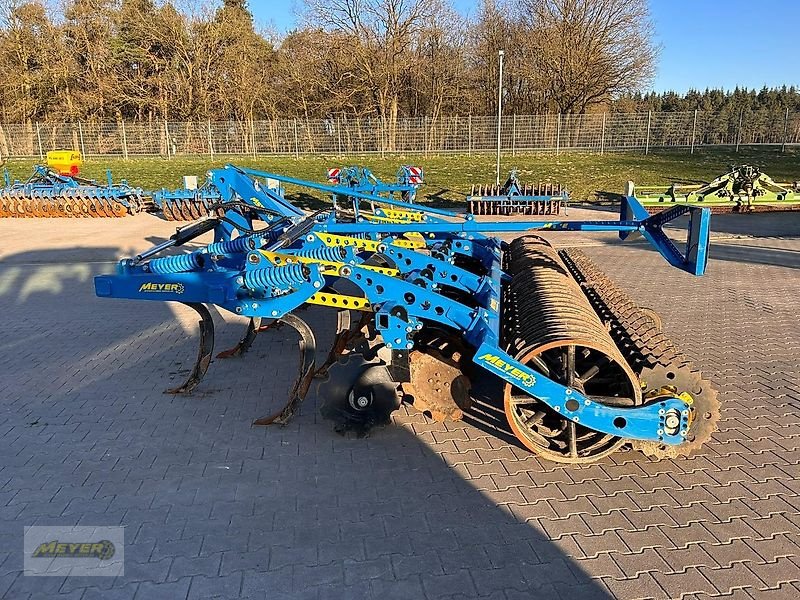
[46,150,82,176]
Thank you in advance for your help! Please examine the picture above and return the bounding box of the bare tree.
[517,0,657,113]
[302,0,433,149]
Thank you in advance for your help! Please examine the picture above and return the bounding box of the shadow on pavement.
[0,247,612,599]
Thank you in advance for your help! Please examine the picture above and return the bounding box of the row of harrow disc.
[0,193,135,218]
[160,200,223,221]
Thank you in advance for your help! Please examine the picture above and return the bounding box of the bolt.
[248,253,260,264]
[340,266,352,276]
[554,406,561,412]
[236,276,244,285]
[355,396,369,409]
[565,389,572,395]
[271,310,278,316]
[313,281,321,288]
[584,399,591,406]
[658,408,665,415]
[395,338,402,344]
[657,429,663,435]
[386,343,392,349]
[252,303,259,309]
[574,416,579,422]
[235,307,243,314]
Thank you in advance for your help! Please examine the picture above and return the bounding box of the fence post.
[337,116,342,155]
[600,113,606,155]
[556,113,561,155]
[511,114,516,156]
[121,121,129,160]
[77,121,86,156]
[782,106,789,153]
[424,116,428,157]
[293,118,299,158]
[164,120,171,159]
[690,109,697,154]
[736,110,743,152]
[35,122,43,160]
[250,119,257,159]
[207,121,214,159]
[468,115,472,156]
[645,110,651,155]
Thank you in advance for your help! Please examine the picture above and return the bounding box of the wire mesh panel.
[0,112,796,158]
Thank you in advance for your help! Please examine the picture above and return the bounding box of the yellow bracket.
[307,292,373,311]
[371,208,427,223]
[312,231,426,250]
[259,249,399,277]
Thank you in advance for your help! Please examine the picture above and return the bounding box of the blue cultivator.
[468,169,568,215]
[0,165,144,218]
[95,165,718,462]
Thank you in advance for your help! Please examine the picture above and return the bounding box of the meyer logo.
[138,282,184,294]
[32,540,115,560]
[477,353,535,387]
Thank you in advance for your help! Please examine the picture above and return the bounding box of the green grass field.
[4,147,798,207]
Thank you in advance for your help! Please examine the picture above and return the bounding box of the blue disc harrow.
[0,165,144,218]
[94,164,719,463]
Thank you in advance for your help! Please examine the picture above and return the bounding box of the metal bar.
[337,115,342,155]
[121,121,129,160]
[35,122,43,160]
[690,109,697,155]
[468,115,472,157]
[78,121,86,157]
[495,49,504,186]
[600,113,606,155]
[645,110,651,155]
[512,113,516,157]
[250,119,256,159]
[293,118,299,158]
[556,113,561,155]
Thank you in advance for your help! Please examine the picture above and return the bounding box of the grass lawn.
[3,147,798,206]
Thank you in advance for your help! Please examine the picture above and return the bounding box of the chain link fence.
[0,110,796,158]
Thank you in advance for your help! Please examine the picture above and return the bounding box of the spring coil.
[148,252,204,274]
[289,246,347,262]
[243,264,309,290]
[205,236,254,255]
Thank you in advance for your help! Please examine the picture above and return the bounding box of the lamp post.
[496,49,505,186]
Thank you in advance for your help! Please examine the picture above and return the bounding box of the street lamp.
[496,49,505,186]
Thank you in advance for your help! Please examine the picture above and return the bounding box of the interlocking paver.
[3,213,800,598]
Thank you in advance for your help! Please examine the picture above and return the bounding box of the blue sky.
[249,0,799,93]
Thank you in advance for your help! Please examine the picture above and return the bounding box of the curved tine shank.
[314,309,353,377]
[216,317,264,358]
[165,302,215,395]
[253,313,317,427]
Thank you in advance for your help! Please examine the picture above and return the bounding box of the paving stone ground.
[0,210,799,600]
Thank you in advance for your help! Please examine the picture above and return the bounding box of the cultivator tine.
[315,309,369,378]
[165,302,215,395]
[215,317,283,358]
[253,313,317,426]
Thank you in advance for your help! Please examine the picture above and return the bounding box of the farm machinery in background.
[93,164,719,464]
[150,165,426,222]
[630,164,800,213]
[468,169,568,216]
[0,151,144,218]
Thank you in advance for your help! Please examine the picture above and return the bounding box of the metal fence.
[0,110,797,158]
